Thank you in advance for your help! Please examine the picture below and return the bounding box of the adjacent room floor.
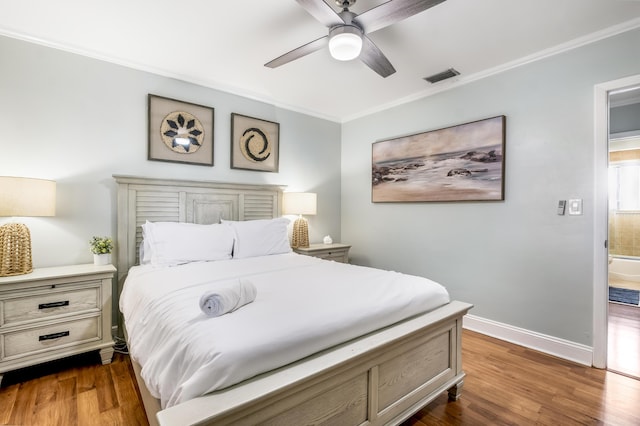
[608,301,640,378]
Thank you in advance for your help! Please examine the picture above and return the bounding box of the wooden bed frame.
[114,175,472,426]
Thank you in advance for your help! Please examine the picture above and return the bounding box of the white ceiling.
[1,0,640,122]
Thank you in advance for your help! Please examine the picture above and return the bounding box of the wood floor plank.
[77,364,97,394]
[55,377,79,425]
[0,385,18,424]
[97,404,123,425]
[118,401,150,426]
[110,356,149,425]
[94,363,118,413]
[25,374,78,425]
[77,388,102,426]
[111,356,140,405]
[7,380,39,425]
[33,375,57,407]
[57,376,77,401]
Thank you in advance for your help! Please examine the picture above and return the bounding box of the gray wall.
[0,35,342,324]
[341,28,640,346]
[0,35,342,268]
[611,102,640,134]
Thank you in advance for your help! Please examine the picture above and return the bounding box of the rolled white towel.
[199,278,257,317]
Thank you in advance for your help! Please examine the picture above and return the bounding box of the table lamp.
[283,192,317,248]
[0,176,56,277]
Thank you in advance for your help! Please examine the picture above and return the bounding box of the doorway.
[607,87,640,378]
[593,75,640,371]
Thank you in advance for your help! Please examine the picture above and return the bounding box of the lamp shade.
[328,26,362,61]
[283,192,317,216]
[0,177,56,217]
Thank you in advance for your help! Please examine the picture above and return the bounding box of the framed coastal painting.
[230,113,280,172]
[372,116,506,202]
[148,94,214,166]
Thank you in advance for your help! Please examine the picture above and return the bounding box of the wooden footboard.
[131,301,471,426]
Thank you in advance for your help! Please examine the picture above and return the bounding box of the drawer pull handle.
[39,301,70,309]
[39,331,70,341]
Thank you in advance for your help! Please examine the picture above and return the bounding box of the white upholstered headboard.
[113,175,285,311]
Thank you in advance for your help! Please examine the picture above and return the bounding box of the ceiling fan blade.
[295,0,345,27]
[355,0,447,34]
[359,35,396,78]
[265,36,328,68]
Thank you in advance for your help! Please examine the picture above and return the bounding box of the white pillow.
[139,222,152,264]
[141,221,234,266]
[223,218,291,259]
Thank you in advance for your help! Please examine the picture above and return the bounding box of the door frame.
[593,74,640,368]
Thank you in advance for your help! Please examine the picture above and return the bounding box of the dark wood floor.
[0,351,148,425]
[406,330,640,426]
[2,329,640,425]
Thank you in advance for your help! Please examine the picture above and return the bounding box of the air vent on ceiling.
[423,68,460,84]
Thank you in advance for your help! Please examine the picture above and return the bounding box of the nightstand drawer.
[1,285,100,327]
[294,243,351,264]
[315,251,348,262]
[2,316,100,360]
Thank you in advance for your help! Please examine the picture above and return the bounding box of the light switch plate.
[568,199,583,215]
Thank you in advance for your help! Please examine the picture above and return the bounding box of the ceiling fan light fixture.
[328,26,362,61]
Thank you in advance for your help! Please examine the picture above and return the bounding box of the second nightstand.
[293,243,351,263]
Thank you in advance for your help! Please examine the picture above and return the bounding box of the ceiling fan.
[265,0,447,78]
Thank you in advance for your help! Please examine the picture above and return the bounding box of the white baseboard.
[463,314,593,366]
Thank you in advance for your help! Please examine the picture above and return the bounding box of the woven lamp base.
[291,217,309,248]
[0,223,33,277]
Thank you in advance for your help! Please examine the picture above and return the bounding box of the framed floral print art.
[148,94,214,166]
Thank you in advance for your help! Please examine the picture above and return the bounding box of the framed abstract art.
[230,113,280,172]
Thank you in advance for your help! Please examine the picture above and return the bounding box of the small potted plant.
[90,236,113,265]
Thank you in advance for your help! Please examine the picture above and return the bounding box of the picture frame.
[148,94,214,166]
[230,113,279,172]
[372,115,506,202]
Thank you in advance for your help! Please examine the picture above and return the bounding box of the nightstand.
[0,264,116,386]
[293,243,351,263]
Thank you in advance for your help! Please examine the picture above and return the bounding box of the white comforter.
[120,253,450,408]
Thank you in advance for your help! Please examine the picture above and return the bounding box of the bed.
[114,175,472,426]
